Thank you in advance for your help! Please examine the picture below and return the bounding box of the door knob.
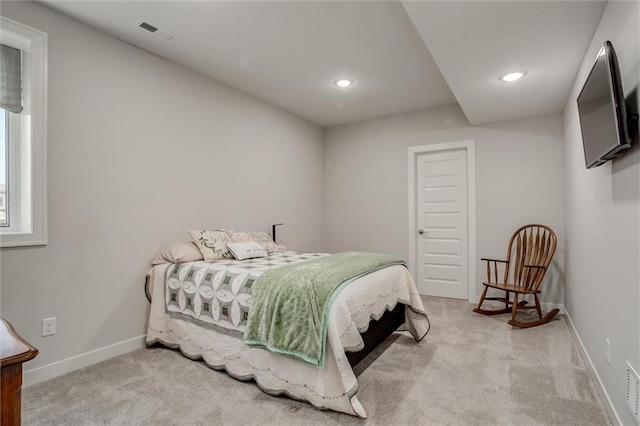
[418,229,425,235]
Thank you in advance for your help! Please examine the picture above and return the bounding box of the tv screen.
[577,41,630,169]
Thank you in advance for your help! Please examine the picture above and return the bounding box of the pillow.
[230,232,255,243]
[247,231,284,254]
[151,241,203,265]
[189,230,233,261]
[226,241,268,260]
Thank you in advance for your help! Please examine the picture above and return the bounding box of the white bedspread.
[145,252,430,417]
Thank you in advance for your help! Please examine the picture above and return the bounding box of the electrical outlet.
[42,317,56,337]
[605,338,611,365]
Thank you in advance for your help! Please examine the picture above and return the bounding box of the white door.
[416,149,468,299]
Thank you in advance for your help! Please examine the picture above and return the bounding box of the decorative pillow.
[229,232,255,243]
[247,231,284,254]
[226,241,268,260]
[151,241,204,265]
[188,230,233,261]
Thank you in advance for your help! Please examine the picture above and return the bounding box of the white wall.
[324,104,565,304]
[0,1,325,379]
[563,1,639,424]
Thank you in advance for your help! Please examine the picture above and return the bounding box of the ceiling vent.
[136,20,178,42]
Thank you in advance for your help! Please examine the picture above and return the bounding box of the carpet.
[22,296,610,425]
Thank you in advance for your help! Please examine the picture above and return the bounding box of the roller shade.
[0,44,23,114]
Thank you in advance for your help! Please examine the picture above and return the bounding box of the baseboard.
[23,334,146,388]
[564,313,621,425]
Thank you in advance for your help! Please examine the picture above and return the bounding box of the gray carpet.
[23,297,610,425]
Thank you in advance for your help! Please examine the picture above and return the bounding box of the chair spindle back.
[505,224,557,291]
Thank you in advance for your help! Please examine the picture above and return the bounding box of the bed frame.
[346,303,406,367]
[144,274,406,368]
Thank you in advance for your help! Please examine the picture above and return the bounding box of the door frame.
[408,140,477,302]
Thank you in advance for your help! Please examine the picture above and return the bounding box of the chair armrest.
[482,258,509,283]
[521,264,548,290]
[523,264,545,269]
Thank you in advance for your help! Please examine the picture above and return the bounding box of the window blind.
[0,44,23,113]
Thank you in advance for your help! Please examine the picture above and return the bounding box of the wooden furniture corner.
[1,318,38,426]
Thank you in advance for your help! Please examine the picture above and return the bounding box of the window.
[0,17,47,247]
[1,109,7,226]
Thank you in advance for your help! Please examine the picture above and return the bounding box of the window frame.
[0,109,8,226]
[0,17,47,247]
[1,108,22,230]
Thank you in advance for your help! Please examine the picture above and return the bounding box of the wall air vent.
[135,20,178,42]
[627,361,640,424]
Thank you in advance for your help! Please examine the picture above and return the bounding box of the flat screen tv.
[577,40,630,169]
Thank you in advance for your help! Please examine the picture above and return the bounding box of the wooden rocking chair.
[473,224,559,328]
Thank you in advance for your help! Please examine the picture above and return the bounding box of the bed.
[145,246,430,418]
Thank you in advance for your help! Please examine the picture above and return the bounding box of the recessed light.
[499,71,526,82]
[335,79,352,88]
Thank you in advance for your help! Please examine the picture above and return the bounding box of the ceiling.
[38,1,607,127]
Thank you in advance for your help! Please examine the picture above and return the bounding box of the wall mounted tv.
[577,40,631,169]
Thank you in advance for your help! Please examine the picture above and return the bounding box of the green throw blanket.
[243,251,406,368]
